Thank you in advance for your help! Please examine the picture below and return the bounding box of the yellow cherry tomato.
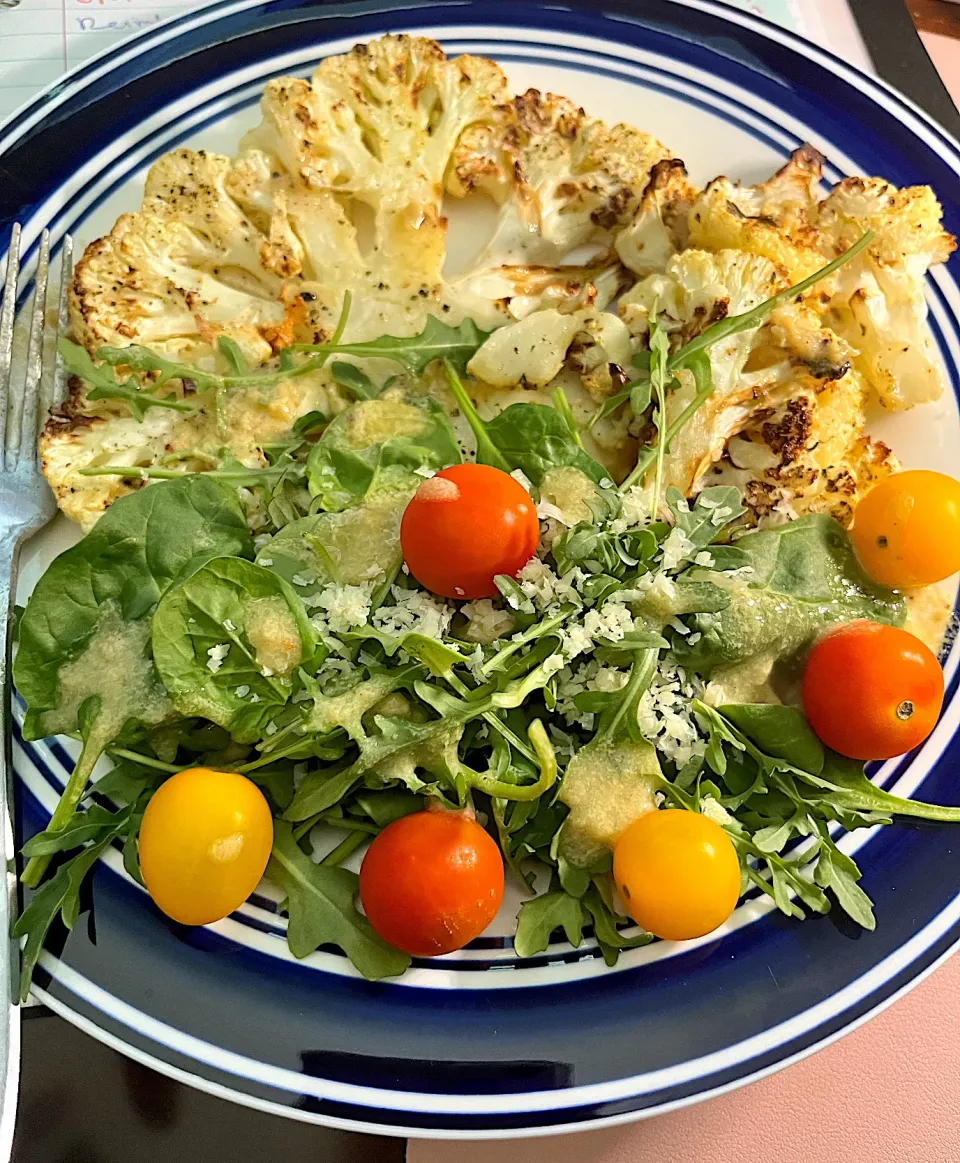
[613,809,741,941]
[850,470,960,589]
[139,767,273,926]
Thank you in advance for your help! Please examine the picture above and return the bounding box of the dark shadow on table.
[13,1011,403,1163]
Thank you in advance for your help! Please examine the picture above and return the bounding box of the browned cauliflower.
[816,178,957,409]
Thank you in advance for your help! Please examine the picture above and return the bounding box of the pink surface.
[921,31,960,109]
[407,950,960,1161]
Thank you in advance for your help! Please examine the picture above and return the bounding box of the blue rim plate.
[3,0,960,1139]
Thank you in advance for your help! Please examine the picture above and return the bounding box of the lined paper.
[0,0,863,128]
[0,0,192,122]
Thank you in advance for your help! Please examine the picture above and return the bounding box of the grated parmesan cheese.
[206,644,229,673]
[372,586,453,640]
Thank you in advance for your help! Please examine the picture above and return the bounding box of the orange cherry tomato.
[850,470,960,589]
[802,621,943,760]
[359,808,504,956]
[139,767,273,926]
[613,809,741,942]
[399,463,539,599]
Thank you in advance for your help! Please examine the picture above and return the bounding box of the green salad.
[13,232,960,998]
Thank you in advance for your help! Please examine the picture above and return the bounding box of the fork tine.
[17,229,51,466]
[0,223,21,471]
[49,234,73,412]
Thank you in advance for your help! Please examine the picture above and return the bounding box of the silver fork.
[0,222,73,1146]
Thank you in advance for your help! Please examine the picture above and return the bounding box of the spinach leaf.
[514,889,584,958]
[306,395,460,512]
[482,405,612,487]
[719,704,825,775]
[151,557,317,743]
[15,477,252,887]
[674,515,906,673]
[256,490,409,598]
[268,821,409,979]
[444,362,611,488]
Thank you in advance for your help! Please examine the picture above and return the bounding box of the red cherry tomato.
[802,621,943,760]
[359,809,505,956]
[399,463,539,599]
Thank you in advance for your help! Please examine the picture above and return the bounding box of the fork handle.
[0,529,22,1144]
[0,531,20,971]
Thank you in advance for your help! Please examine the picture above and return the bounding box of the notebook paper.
[0,0,867,127]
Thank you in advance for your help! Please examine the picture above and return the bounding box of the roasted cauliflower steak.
[46,34,669,527]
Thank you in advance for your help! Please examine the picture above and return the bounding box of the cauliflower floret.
[704,368,898,528]
[565,309,634,399]
[450,88,669,315]
[467,306,632,391]
[815,177,956,410]
[510,89,669,255]
[686,145,827,284]
[620,249,823,496]
[615,157,696,277]
[70,199,287,366]
[467,309,583,387]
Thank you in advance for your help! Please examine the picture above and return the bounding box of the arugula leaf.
[674,231,874,366]
[552,524,657,579]
[306,395,460,511]
[284,765,363,823]
[296,315,492,377]
[581,882,653,965]
[268,821,409,978]
[79,462,306,488]
[16,478,252,888]
[15,805,134,1000]
[58,340,195,421]
[151,557,318,744]
[674,516,906,673]
[815,842,875,930]
[330,362,376,400]
[648,319,670,514]
[666,486,745,557]
[349,789,423,829]
[559,650,665,868]
[514,889,584,957]
[804,751,960,823]
[685,700,960,930]
[22,803,128,856]
[275,660,559,810]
